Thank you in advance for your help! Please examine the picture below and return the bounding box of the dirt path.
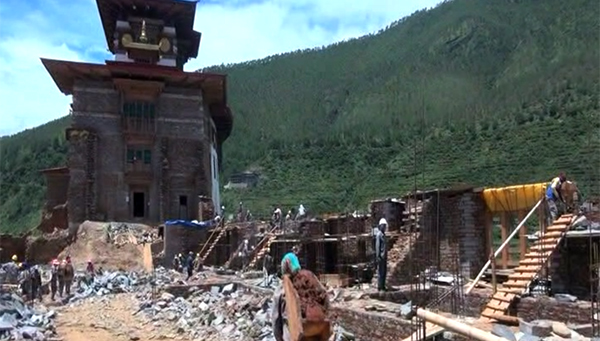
[54,294,193,341]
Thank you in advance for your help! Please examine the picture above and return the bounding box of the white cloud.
[0,0,441,136]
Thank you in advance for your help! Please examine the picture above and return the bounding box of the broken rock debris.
[0,292,57,341]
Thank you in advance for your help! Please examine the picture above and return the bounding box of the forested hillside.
[1,0,599,232]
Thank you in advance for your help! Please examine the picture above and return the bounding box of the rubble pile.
[0,263,20,285]
[136,283,275,341]
[0,292,57,341]
[68,267,181,304]
[105,222,153,245]
[292,270,329,320]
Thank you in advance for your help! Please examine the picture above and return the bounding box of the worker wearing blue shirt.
[546,172,567,224]
[280,246,301,276]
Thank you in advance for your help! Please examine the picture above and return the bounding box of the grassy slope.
[1,0,598,231]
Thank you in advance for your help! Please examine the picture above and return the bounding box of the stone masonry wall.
[517,296,592,324]
[330,306,413,341]
[437,191,487,278]
[552,237,592,298]
[157,90,210,221]
[163,224,207,267]
[457,192,487,278]
[67,81,215,224]
[43,173,69,210]
[66,129,90,227]
[71,81,127,222]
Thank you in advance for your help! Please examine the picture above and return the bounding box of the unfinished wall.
[551,237,594,298]
[331,306,413,341]
[370,200,404,232]
[42,169,69,209]
[517,296,592,325]
[432,190,487,277]
[300,220,327,236]
[0,234,28,262]
[36,204,68,233]
[163,224,207,265]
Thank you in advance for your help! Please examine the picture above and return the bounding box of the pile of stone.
[506,319,592,340]
[136,283,274,340]
[68,267,175,304]
[104,222,153,245]
[0,292,57,341]
[0,263,20,285]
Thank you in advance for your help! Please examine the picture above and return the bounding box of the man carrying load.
[546,172,567,225]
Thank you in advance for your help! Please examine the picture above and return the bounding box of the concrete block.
[552,321,573,338]
[519,319,552,337]
[568,323,593,337]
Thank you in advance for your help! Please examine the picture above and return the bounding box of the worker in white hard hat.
[375,218,388,292]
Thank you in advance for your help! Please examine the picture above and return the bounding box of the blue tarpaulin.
[164,219,214,229]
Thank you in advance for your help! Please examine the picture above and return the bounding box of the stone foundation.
[517,296,592,325]
[368,286,491,317]
[330,306,413,340]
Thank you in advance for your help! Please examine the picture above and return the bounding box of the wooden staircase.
[480,214,575,324]
[248,233,278,269]
[199,226,227,263]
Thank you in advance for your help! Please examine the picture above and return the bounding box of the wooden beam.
[518,210,527,260]
[490,248,497,293]
[484,210,493,258]
[500,212,510,269]
[538,202,546,234]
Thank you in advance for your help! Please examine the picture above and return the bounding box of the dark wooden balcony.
[122,117,156,134]
[122,117,156,144]
[125,161,153,184]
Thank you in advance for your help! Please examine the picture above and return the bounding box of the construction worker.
[193,253,203,272]
[375,218,388,292]
[3,255,20,284]
[272,206,282,230]
[58,260,66,297]
[272,248,300,341]
[241,240,250,271]
[63,256,74,295]
[546,172,567,225]
[172,254,180,272]
[50,259,60,300]
[18,262,32,301]
[297,204,306,220]
[86,259,95,284]
[280,246,301,277]
[262,247,274,287]
[30,265,42,302]
[185,251,194,280]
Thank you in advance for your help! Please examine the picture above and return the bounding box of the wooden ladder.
[248,233,278,269]
[199,226,227,263]
[480,214,574,324]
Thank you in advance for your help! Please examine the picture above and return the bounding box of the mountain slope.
[1,0,598,231]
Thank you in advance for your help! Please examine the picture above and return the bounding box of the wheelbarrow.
[282,274,332,341]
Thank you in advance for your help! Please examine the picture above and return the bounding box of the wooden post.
[538,201,546,234]
[484,210,493,260]
[490,248,497,294]
[500,212,510,269]
[518,210,527,260]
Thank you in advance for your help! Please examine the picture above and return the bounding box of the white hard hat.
[378,218,388,226]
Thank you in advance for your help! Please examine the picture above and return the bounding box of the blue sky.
[0,0,440,137]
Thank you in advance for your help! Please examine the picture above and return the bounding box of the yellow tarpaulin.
[482,182,548,213]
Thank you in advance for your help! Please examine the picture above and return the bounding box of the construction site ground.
[3,216,597,341]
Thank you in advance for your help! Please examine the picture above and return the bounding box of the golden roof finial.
[139,20,148,43]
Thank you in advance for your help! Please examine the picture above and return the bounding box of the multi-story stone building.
[42,0,232,228]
